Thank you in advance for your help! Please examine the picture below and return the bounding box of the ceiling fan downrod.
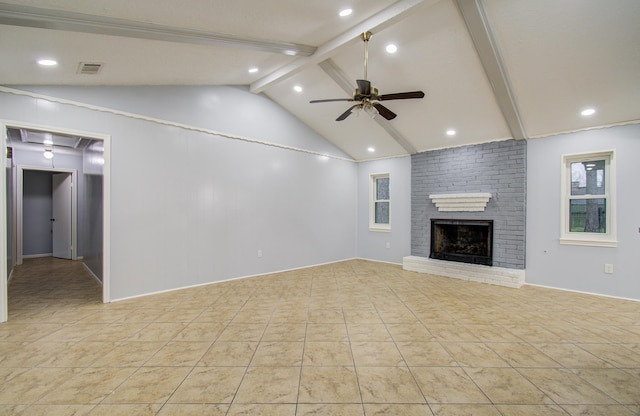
[362,31,372,81]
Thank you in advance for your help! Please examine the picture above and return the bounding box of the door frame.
[18,167,78,263]
[1,120,111,323]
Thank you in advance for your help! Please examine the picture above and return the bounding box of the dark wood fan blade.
[356,79,371,95]
[337,104,361,121]
[379,91,425,101]
[310,98,354,103]
[372,103,397,120]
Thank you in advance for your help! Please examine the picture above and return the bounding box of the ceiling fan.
[310,31,425,121]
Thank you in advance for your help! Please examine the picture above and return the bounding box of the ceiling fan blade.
[356,79,371,96]
[379,91,425,101]
[310,98,354,103]
[336,104,361,121]
[372,103,397,120]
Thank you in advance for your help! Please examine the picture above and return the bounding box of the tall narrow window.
[561,151,616,247]
[370,173,390,231]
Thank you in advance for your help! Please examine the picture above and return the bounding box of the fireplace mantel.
[429,193,492,212]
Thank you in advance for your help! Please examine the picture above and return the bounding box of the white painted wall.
[0,86,356,301]
[526,124,640,300]
[357,156,412,264]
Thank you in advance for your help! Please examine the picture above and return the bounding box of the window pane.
[570,198,606,233]
[375,201,389,224]
[376,177,389,200]
[571,160,605,196]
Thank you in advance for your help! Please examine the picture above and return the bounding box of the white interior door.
[52,173,72,259]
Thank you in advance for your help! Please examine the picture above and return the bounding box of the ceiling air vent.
[77,62,103,75]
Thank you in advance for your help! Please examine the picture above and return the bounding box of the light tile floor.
[1,257,639,415]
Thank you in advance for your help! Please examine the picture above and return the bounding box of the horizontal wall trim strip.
[0,86,355,163]
[110,257,358,303]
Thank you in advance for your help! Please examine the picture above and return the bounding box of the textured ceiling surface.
[1,0,639,160]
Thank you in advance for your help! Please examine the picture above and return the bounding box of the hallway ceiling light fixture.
[339,8,353,17]
[37,59,57,66]
[581,108,596,116]
[293,85,303,93]
[43,148,53,159]
[385,44,398,54]
[446,129,457,136]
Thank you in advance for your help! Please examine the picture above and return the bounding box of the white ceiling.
[1,0,639,161]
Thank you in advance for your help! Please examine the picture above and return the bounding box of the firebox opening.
[430,219,493,266]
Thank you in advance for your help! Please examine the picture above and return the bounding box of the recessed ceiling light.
[581,108,596,116]
[37,59,57,66]
[248,67,259,74]
[446,129,457,136]
[385,44,398,54]
[367,147,375,152]
[339,8,353,17]
[293,85,303,93]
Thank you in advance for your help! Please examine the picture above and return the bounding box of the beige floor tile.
[441,342,509,368]
[226,403,296,415]
[298,366,360,403]
[233,367,301,403]
[157,403,229,415]
[198,341,257,366]
[92,341,165,367]
[495,405,569,415]
[216,323,266,342]
[261,323,307,342]
[572,368,640,404]
[463,325,523,343]
[303,341,354,366]
[464,367,553,405]
[397,342,457,367]
[486,342,560,368]
[533,343,613,368]
[308,308,345,323]
[250,341,303,366]
[103,366,191,404]
[39,342,117,367]
[169,367,246,403]
[426,325,481,342]
[17,404,94,415]
[297,404,365,415]
[144,341,211,367]
[412,367,490,404]
[87,403,162,416]
[347,323,392,342]
[0,367,79,404]
[82,322,148,342]
[364,403,433,415]
[386,322,435,342]
[518,368,617,404]
[429,404,502,416]
[351,341,405,366]
[173,322,226,342]
[0,404,27,415]
[127,322,186,341]
[37,367,135,404]
[357,367,425,403]
[562,405,637,415]
[0,341,69,367]
[577,343,640,368]
[343,309,383,324]
[306,323,348,342]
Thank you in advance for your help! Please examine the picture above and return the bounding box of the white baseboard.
[525,282,639,303]
[23,253,53,259]
[110,257,358,303]
[82,263,103,287]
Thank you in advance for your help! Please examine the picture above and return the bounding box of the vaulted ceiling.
[1,0,639,160]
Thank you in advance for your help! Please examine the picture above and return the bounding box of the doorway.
[1,121,111,322]
[20,168,76,262]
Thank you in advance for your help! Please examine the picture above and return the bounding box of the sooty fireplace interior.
[430,219,493,266]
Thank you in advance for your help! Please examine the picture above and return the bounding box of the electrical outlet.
[604,263,613,274]
[258,250,262,258]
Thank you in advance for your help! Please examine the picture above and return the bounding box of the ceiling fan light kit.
[310,31,425,122]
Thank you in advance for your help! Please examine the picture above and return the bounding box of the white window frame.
[369,173,391,232]
[560,150,616,247]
